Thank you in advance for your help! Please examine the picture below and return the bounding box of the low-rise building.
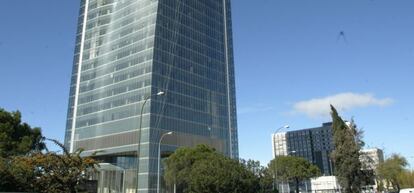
[311,176,340,193]
[360,148,384,170]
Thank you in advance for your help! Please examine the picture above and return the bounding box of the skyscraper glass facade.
[64,0,238,192]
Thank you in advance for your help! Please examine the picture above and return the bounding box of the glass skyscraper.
[64,0,238,192]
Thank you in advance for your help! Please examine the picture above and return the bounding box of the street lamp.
[278,150,297,193]
[272,125,290,192]
[136,91,165,192]
[157,131,173,193]
[287,150,297,155]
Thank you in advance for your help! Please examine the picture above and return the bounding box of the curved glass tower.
[64,0,238,192]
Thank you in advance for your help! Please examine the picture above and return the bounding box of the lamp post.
[157,131,173,193]
[273,125,290,192]
[285,150,296,193]
[136,91,165,193]
[277,150,297,193]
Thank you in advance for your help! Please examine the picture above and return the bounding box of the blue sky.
[0,0,413,167]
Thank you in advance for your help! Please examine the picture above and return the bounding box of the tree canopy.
[269,156,320,193]
[330,105,364,193]
[0,108,46,191]
[397,170,414,189]
[0,108,45,157]
[164,144,260,193]
[240,159,275,193]
[0,108,98,193]
[2,139,98,193]
[376,154,409,191]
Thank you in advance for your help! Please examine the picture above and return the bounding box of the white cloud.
[292,92,394,117]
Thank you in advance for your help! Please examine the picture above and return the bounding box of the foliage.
[241,159,264,177]
[376,154,408,191]
[269,156,321,193]
[397,170,414,189]
[1,139,98,193]
[240,159,276,193]
[39,139,97,193]
[164,144,215,190]
[0,108,98,193]
[330,105,364,193]
[359,151,377,187]
[164,144,259,193]
[188,155,258,193]
[258,168,278,193]
[0,108,45,158]
[0,156,28,191]
[0,108,46,191]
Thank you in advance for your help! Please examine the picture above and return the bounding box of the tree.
[0,108,97,193]
[330,105,364,193]
[189,154,258,193]
[258,168,277,193]
[0,156,28,192]
[0,108,45,157]
[241,159,264,177]
[269,156,321,193]
[164,144,215,191]
[376,154,408,192]
[10,139,98,193]
[0,108,46,191]
[164,144,259,193]
[397,170,414,189]
[240,159,275,193]
[2,141,98,193]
